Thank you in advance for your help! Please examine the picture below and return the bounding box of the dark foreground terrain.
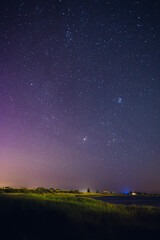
[0,193,159,240]
[92,195,160,206]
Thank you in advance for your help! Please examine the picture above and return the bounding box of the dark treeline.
[0,187,81,194]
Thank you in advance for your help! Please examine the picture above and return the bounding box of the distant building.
[102,191,110,194]
[131,192,137,196]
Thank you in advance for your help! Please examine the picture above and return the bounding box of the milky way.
[0,0,160,193]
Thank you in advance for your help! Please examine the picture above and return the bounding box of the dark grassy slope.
[0,194,159,240]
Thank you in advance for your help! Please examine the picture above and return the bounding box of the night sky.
[0,0,160,193]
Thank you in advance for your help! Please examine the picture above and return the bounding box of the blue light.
[123,190,129,194]
[123,188,130,194]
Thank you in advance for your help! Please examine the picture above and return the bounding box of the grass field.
[0,193,159,240]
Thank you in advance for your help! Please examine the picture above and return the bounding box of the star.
[117,97,122,104]
[83,136,87,142]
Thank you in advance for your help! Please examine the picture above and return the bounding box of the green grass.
[0,193,159,240]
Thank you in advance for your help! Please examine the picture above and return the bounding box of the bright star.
[83,136,87,141]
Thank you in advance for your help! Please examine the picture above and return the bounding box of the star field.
[0,0,160,193]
